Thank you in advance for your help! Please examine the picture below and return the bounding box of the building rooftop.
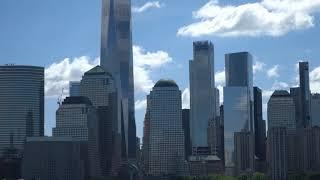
[154,79,178,88]
[271,90,290,97]
[84,65,113,77]
[62,96,92,105]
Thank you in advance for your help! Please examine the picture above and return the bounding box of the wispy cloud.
[253,61,266,74]
[178,0,320,37]
[135,99,147,110]
[267,65,280,78]
[132,1,163,13]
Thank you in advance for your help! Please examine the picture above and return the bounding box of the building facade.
[311,94,320,127]
[182,109,191,159]
[299,62,311,129]
[69,81,81,97]
[189,41,215,155]
[147,80,185,176]
[223,52,254,175]
[0,65,44,156]
[100,0,136,159]
[22,137,85,180]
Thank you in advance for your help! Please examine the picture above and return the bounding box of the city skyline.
[1,0,320,140]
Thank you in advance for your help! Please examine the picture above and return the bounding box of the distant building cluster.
[0,0,320,180]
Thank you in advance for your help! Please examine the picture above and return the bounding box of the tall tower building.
[189,41,215,155]
[182,109,191,159]
[100,0,136,159]
[253,87,266,161]
[80,66,121,176]
[299,62,311,128]
[223,52,254,174]
[147,80,185,176]
[0,65,44,156]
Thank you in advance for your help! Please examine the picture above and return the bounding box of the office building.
[267,127,287,180]
[101,0,136,159]
[189,41,215,155]
[69,81,81,96]
[142,95,150,173]
[302,126,320,172]
[234,132,254,175]
[253,87,266,161]
[182,109,191,159]
[22,137,85,180]
[223,52,254,175]
[80,66,121,176]
[311,94,320,127]
[0,65,44,156]
[53,96,101,177]
[299,62,311,128]
[188,155,223,176]
[147,80,185,176]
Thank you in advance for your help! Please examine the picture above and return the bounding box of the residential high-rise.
[253,87,266,161]
[69,81,81,96]
[100,0,136,159]
[80,66,121,176]
[22,137,86,180]
[299,62,311,128]
[311,94,320,127]
[147,80,185,176]
[53,96,101,177]
[182,109,191,159]
[223,52,254,175]
[267,127,288,180]
[0,65,44,156]
[189,41,215,155]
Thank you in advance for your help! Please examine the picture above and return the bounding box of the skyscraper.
[147,80,185,176]
[299,62,311,128]
[0,65,44,156]
[182,109,191,159]
[80,66,121,176]
[100,0,136,159]
[223,52,254,175]
[253,87,266,161]
[189,41,215,155]
[69,81,81,97]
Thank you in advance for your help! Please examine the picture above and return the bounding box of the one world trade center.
[100,0,136,160]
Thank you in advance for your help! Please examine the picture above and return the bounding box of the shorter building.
[22,137,86,180]
[188,155,224,176]
[182,109,191,159]
[267,127,288,180]
[207,117,224,160]
[69,81,81,96]
[311,94,320,127]
[302,126,320,172]
[234,132,255,175]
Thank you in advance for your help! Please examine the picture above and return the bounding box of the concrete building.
[311,94,320,127]
[189,41,215,155]
[147,80,185,176]
[223,52,254,175]
[101,0,136,159]
[80,65,121,176]
[22,137,86,180]
[0,65,44,156]
[53,96,101,177]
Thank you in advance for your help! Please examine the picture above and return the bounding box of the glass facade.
[0,65,44,156]
[299,62,311,128]
[100,0,136,159]
[189,41,215,152]
[223,52,254,173]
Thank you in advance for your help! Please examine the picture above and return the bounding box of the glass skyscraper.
[189,41,215,155]
[0,65,44,156]
[100,0,136,159]
[299,62,311,128]
[223,52,254,174]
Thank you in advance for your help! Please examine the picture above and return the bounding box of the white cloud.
[133,46,172,93]
[215,70,225,85]
[45,45,172,97]
[132,1,163,13]
[177,0,320,37]
[182,88,190,109]
[271,81,289,90]
[217,85,224,104]
[135,99,147,110]
[310,66,320,93]
[45,56,99,97]
[253,61,266,74]
[267,65,280,78]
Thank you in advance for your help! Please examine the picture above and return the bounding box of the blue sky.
[1,0,320,138]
